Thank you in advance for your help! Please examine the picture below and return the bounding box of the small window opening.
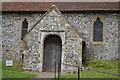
[93,17,103,42]
[21,18,28,40]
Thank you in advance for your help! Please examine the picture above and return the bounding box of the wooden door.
[43,35,62,72]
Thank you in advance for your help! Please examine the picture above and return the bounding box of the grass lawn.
[1,63,37,80]
[0,69,1,79]
[60,61,119,79]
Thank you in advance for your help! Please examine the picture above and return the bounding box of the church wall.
[2,13,44,62]
[64,13,119,61]
[2,12,119,64]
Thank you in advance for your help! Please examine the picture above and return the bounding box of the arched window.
[21,18,28,40]
[93,17,103,42]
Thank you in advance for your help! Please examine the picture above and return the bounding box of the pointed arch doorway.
[42,35,62,72]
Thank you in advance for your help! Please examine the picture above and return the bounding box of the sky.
[0,0,119,2]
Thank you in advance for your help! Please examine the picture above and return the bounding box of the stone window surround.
[91,16,106,45]
[19,17,30,41]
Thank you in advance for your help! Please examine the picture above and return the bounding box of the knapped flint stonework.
[64,13,119,61]
[2,13,44,62]
[1,6,119,73]
[23,6,82,73]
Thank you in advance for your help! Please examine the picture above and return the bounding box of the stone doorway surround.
[40,31,65,72]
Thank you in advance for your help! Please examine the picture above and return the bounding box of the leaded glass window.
[21,18,28,40]
[93,17,103,42]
